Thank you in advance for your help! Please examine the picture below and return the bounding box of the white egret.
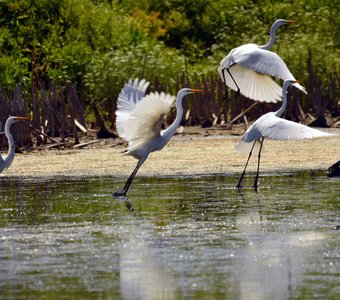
[113,78,204,197]
[218,19,307,103]
[236,80,333,189]
[0,116,30,173]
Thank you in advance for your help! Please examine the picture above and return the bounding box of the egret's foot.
[124,200,134,213]
[112,190,127,198]
[235,89,240,98]
[253,176,260,189]
[236,183,243,189]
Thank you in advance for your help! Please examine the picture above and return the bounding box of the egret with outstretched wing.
[218,19,307,103]
[114,78,204,197]
[236,80,333,189]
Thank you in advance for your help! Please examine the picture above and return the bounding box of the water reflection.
[119,199,178,300]
[232,196,331,300]
[0,172,338,299]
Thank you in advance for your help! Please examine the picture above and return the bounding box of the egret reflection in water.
[0,172,338,299]
[231,196,331,300]
[119,199,177,300]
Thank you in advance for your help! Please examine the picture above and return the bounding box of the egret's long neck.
[259,26,277,50]
[3,122,15,165]
[162,95,184,141]
[274,87,288,117]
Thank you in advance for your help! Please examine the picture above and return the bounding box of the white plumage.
[0,116,29,173]
[236,80,334,188]
[116,78,175,158]
[236,111,332,154]
[114,78,203,197]
[218,19,307,103]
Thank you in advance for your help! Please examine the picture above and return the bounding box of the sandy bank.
[4,127,340,179]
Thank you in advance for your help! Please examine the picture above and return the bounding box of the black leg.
[237,140,257,188]
[222,69,229,100]
[113,158,144,197]
[253,138,265,190]
[226,67,240,96]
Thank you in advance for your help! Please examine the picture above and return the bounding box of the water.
[0,172,339,299]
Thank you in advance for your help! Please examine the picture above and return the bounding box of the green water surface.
[0,172,339,299]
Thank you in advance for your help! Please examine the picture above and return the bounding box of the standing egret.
[236,80,333,189]
[113,78,204,197]
[218,19,307,103]
[0,116,30,173]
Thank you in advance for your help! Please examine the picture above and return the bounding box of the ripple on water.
[0,172,339,299]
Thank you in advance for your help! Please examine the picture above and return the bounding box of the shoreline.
[3,127,339,179]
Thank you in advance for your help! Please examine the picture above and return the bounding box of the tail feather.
[292,82,307,94]
[235,140,262,156]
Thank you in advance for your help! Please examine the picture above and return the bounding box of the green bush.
[0,0,338,97]
[84,41,186,99]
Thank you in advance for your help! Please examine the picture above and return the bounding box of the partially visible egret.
[327,160,340,177]
[236,80,333,189]
[113,78,204,197]
[218,19,307,103]
[0,116,30,173]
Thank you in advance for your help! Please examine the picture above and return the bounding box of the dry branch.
[72,140,101,149]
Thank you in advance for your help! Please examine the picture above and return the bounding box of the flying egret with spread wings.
[235,79,333,189]
[0,116,30,173]
[113,78,204,197]
[218,19,307,103]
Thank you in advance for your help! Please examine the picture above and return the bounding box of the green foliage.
[0,0,338,97]
[0,0,153,88]
[84,41,186,99]
[115,0,339,86]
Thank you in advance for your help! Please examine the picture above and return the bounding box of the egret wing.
[222,64,282,103]
[260,118,334,140]
[234,46,307,94]
[235,115,334,154]
[235,120,263,154]
[116,91,176,151]
[116,78,150,140]
[117,78,150,114]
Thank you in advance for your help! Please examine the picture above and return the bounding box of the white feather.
[258,115,334,140]
[218,19,308,103]
[116,79,176,157]
[236,112,334,153]
[114,80,203,196]
[0,116,29,173]
[235,139,262,155]
[221,63,282,103]
[219,44,307,103]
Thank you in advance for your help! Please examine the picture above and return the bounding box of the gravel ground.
[4,127,340,179]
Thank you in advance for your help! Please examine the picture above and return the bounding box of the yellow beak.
[15,116,30,121]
